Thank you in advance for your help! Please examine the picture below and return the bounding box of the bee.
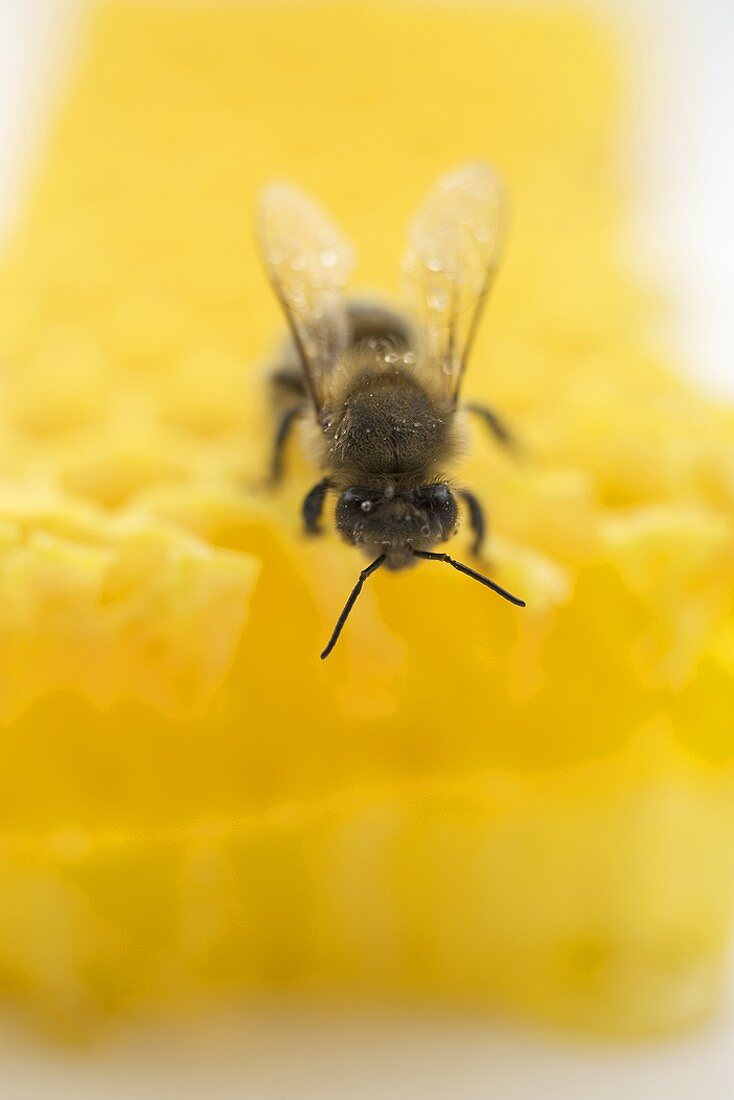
[256,162,525,659]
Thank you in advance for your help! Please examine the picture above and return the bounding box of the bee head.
[335,483,458,569]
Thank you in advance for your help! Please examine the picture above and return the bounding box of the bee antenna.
[413,550,525,606]
[320,554,387,660]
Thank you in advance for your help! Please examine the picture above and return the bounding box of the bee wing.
[257,182,355,413]
[402,163,506,405]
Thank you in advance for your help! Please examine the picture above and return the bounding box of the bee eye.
[338,487,377,512]
[412,484,457,540]
[335,487,380,544]
[416,483,452,508]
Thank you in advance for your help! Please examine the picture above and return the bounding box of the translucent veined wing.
[256,182,355,412]
[402,163,506,405]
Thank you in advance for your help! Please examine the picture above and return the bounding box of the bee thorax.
[325,366,454,481]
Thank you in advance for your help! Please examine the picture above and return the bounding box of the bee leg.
[465,402,519,454]
[269,404,303,484]
[459,488,487,558]
[302,478,332,536]
[270,366,307,404]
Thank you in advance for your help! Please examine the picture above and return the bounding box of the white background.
[0,1,732,1097]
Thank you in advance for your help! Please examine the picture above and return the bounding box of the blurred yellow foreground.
[0,1,732,1035]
